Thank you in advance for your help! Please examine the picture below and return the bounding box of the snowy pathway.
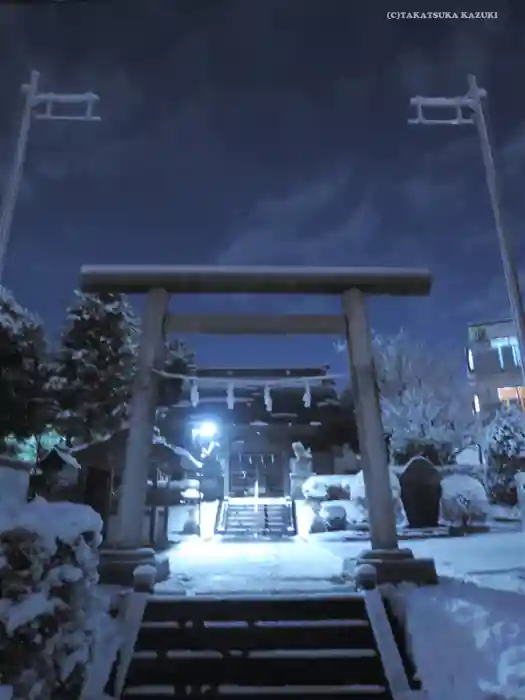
[156,537,348,594]
[315,530,525,593]
[155,530,525,596]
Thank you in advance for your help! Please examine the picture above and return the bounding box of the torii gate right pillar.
[342,288,398,550]
[342,287,437,584]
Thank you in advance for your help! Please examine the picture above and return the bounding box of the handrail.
[357,564,425,700]
[112,566,157,698]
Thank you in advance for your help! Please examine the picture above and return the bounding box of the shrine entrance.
[80,263,438,583]
[229,452,286,498]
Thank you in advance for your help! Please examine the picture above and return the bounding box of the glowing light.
[467,349,475,372]
[192,421,218,440]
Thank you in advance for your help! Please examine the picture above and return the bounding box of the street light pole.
[408,74,525,389]
[0,70,101,282]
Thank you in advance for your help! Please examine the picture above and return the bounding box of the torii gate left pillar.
[80,264,438,586]
[116,287,168,547]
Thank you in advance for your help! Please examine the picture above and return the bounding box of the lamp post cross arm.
[408,76,487,126]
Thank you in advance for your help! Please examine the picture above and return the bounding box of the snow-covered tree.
[157,338,196,408]
[374,331,475,463]
[485,403,525,458]
[0,287,50,451]
[484,404,525,504]
[50,291,138,444]
[337,330,475,464]
[154,338,196,448]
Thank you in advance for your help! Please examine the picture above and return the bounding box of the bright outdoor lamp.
[192,421,219,440]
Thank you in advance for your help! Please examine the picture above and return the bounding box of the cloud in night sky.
[0,0,525,368]
[217,172,353,265]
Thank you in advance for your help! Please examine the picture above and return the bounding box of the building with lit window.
[467,319,524,415]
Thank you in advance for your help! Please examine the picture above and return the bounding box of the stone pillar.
[114,288,169,547]
[223,430,230,499]
[341,289,437,585]
[341,288,398,550]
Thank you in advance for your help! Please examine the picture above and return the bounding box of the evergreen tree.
[50,291,138,444]
[155,338,196,445]
[157,338,196,408]
[0,286,50,450]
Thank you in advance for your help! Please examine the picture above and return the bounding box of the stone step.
[123,594,391,699]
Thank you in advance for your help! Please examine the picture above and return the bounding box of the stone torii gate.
[80,264,437,584]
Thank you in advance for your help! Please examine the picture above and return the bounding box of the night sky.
[0,0,524,373]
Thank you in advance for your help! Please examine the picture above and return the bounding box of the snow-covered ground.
[316,530,525,594]
[151,528,525,700]
[392,580,525,700]
[160,506,525,596]
[156,537,346,594]
[324,532,525,700]
[154,528,525,601]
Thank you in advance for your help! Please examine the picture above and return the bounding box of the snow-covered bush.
[0,498,114,700]
[326,484,351,500]
[318,503,348,531]
[389,436,454,467]
[302,474,353,501]
[439,461,485,484]
[308,514,327,534]
[439,474,490,527]
[351,468,407,526]
[303,471,406,529]
[484,405,525,506]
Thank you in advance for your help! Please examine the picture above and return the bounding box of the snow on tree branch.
[337,329,476,461]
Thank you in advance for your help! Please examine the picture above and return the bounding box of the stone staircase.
[214,497,297,537]
[123,593,394,699]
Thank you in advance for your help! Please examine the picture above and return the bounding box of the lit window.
[497,386,525,408]
[490,336,521,368]
[473,394,481,413]
[467,349,475,372]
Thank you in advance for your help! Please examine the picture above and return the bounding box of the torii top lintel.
[79,264,432,297]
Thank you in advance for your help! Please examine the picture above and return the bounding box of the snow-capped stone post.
[341,288,398,550]
[115,287,169,547]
